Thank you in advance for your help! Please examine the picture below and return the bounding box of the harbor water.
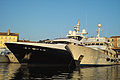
[0,63,120,80]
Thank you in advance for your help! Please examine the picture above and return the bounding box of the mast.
[97,24,101,38]
[74,20,80,33]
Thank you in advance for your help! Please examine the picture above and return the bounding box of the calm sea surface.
[0,63,120,80]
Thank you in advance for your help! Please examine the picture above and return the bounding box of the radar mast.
[74,20,80,33]
[97,24,101,38]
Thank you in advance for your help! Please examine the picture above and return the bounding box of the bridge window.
[96,43,99,45]
[92,43,95,45]
[111,59,114,62]
[100,43,103,45]
[88,44,90,45]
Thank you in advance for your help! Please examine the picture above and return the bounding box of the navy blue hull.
[5,43,75,67]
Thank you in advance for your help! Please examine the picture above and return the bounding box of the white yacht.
[67,24,118,66]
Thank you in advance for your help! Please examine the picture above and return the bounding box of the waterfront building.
[107,36,120,58]
[0,29,19,48]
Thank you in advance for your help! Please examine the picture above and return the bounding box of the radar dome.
[73,31,76,35]
[82,29,88,34]
[69,30,73,35]
[98,24,101,28]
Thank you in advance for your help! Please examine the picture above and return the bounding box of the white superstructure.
[42,21,118,66]
[67,24,118,65]
[82,24,115,53]
[51,20,87,44]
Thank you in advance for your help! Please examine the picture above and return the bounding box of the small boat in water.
[0,55,9,63]
[0,48,10,63]
[0,48,18,63]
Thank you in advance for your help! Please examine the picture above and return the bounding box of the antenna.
[86,15,88,28]
[105,32,107,37]
[75,19,80,33]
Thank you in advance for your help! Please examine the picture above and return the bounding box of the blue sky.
[0,0,120,41]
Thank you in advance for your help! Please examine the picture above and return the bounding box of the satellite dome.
[69,30,73,35]
[73,31,76,35]
[98,24,101,28]
[82,29,88,34]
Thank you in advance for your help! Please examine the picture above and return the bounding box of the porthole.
[43,49,46,51]
[32,48,36,50]
[25,47,27,49]
[28,47,31,49]
[106,58,110,61]
[111,59,114,62]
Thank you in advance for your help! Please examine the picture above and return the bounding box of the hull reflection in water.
[73,66,120,80]
[0,63,21,80]
[0,63,120,80]
[12,64,75,80]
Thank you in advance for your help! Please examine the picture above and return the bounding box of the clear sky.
[0,0,120,41]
